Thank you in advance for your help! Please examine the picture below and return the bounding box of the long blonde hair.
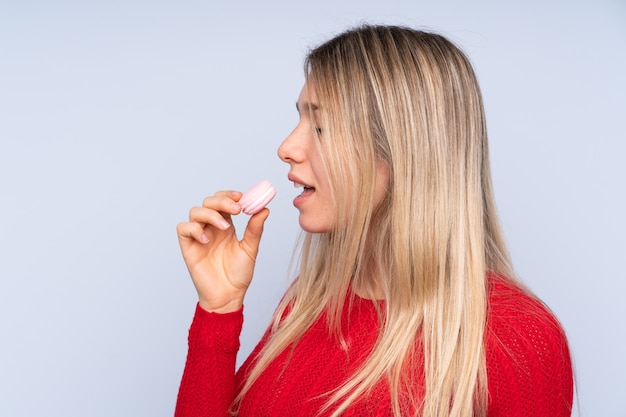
[236,25,513,417]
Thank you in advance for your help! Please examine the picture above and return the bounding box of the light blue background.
[1,1,624,416]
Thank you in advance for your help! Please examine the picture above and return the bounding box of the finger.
[176,221,209,244]
[241,208,270,253]
[202,195,242,216]
[214,190,243,200]
[189,206,231,230]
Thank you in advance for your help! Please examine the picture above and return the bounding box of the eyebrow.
[295,101,320,113]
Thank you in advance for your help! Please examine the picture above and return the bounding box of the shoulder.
[484,274,573,416]
[486,274,568,351]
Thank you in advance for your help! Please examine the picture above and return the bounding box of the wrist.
[198,297,244,314]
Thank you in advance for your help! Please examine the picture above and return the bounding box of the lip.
[288,173,315,208]
[287,173,310,187]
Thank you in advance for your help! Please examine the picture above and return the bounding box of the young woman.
[174,25,573,417]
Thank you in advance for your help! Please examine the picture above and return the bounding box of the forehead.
[296,82,320,112]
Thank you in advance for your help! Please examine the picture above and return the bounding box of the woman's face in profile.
[277,82,389,233]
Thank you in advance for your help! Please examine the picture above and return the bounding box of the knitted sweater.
[175,276,573,416]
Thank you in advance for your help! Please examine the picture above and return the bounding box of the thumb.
[241,208,270,255]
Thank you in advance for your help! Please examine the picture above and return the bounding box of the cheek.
[310,151,333,194]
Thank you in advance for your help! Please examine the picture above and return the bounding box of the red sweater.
[175,276,573,416]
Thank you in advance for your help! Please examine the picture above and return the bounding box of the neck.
[351,259,386,301]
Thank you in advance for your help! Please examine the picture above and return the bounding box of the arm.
[175,305,243,417]
[174,190,270,415]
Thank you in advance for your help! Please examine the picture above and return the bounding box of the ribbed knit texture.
[175,275,573,416]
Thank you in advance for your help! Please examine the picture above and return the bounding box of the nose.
[277,125,305,164]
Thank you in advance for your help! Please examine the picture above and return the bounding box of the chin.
[298,215,334,234]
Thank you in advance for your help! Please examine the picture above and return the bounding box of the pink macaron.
[239,180,277,215]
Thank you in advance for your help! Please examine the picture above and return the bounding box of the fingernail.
[201,233,209,243]
[219,219,230,229]
[231,203,241,212]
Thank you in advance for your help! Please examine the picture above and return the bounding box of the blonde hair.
[236,25,513,417]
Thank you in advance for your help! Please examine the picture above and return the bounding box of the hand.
[176,190,270,313]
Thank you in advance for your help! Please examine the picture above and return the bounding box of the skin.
[278,82,390,233]
[176,193,269,313]
[177,81,390,312]
[277,82,337,233]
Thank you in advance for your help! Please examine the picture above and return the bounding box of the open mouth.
[294,182,315,198]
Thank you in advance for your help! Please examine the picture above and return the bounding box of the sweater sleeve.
[174,303,244,417]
